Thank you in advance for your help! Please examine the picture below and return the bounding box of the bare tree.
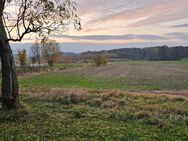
[30,39,42,66]
[0,0,81,110]
[42,39,62,67]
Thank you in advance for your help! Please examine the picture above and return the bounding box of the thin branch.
[3,0,81,42]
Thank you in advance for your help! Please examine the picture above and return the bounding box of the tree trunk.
[0,2,19,109]
[0,40,19,110]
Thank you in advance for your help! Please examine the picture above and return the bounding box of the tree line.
[82,45,188,61]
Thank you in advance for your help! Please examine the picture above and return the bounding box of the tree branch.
[3,0,81,42]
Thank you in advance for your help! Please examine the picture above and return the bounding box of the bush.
[93,55,107,66]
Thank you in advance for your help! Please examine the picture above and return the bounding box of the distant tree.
[147,48,159,61]
[42,39,62,67]
[173,47,181,61]
[31,56,37,64]
[93,54,107,66]
[158,45,168,61]
[30,39,42,66]
[17,49,27,66]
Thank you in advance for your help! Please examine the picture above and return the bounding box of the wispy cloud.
[80,0,188,29]
[53,34,166,41]
[166,32,188,41]
[173,23,188,28]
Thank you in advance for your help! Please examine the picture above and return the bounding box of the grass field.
[20,60,188,91]
[0,60,188,140]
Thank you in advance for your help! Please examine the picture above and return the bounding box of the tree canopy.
[2,0,81,42]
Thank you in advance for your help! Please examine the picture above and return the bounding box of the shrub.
[93,54,107,66]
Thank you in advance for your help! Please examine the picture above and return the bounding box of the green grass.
[116,58,188,65]
[55,63,87,70]
[19,72,155,90]
[20,70,188,91]
[179,58,188,64]
[0,89,187,140]
[20,72,125,89]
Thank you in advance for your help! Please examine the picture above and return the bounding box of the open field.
[0,60,188,140]
[20,60,188,92]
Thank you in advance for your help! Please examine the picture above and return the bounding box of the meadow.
[20,60,188,91]
[0,60,188,140]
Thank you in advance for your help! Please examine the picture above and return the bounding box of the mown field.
[0,60,188,140]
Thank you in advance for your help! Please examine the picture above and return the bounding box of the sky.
[11,0,188,53]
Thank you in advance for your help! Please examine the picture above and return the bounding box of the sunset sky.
[11,0,188,53]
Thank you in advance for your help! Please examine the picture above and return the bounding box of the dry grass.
[77,62,188,79]
[0,87,187,140]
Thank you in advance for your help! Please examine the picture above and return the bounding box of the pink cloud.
[83,0,188,28]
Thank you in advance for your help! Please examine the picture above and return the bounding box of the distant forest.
[81,46,188,61]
